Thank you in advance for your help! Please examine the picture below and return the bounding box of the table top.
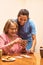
[0,53,43,65]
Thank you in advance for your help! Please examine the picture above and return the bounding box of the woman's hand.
[9,38,22,45]
[14,38,23,44]
[28,47,34,54]
[4,38,22,50]
[21,40,27,46]
[20,40,27,50]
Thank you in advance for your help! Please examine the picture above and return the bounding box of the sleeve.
[0,35,9,54]
[0,36,5,49]
[30,19,36,35]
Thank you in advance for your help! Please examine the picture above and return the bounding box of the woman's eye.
[20,18,27,21]
[20,18,23,21]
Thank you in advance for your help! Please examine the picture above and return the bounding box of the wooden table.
[0,53,43,65]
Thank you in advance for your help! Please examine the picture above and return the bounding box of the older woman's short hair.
[3,19,18,34]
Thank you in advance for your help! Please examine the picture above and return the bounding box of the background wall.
[0,0,43,53]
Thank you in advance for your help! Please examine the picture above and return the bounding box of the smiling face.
[17,9,29,26]
[8,22,18,37]
[18,15,28,26]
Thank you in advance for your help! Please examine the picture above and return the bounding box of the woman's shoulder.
[28,18,35,26]
[0,33,6,37]
[0,33,7,41]
[28,18,34,23]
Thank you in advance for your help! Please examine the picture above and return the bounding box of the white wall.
[0,0,25,33]
[0,0,43,53]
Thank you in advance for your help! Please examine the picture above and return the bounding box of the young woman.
[15,9,36,53]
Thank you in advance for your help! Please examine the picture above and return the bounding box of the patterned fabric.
[0,33,22,54]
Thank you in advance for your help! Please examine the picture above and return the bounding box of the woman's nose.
[13,30,16,32]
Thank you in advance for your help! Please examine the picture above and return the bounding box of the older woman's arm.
[0,36,22,54]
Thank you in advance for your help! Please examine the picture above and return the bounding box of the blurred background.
[0,0,43,53]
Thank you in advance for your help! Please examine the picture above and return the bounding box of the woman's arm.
[0,36,22,54]
[29,34,36,53]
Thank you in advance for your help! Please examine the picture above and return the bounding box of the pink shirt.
[0,33,22,54]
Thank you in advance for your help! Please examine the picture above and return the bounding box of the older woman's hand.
[14,38,22,43]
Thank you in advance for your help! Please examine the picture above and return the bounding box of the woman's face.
[18,15,28,26]
[8,23,18,37]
